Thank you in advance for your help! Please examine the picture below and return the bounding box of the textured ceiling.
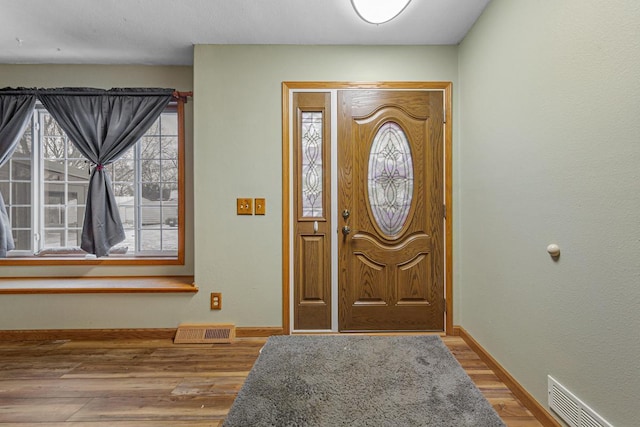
[0,0,491,65]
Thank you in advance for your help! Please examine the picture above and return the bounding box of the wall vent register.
[548,376,612,427]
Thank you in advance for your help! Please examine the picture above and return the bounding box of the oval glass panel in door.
[367,122,414,236]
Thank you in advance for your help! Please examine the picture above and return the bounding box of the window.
[0,103,184,263]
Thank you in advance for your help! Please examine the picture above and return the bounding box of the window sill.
[1,256,183,266]
[0,276,197,294]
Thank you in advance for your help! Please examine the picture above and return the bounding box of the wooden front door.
[338,90,445,331]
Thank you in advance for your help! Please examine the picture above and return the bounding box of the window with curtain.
[0,102,183,261]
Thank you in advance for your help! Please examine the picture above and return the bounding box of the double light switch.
[237,198,266,215]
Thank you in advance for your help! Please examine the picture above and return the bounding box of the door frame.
[282,81,453,334]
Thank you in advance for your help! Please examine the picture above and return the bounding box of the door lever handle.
[313,221,318,234]
[342,226,351,236]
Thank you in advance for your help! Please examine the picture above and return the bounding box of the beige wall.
[0,48,459,329]
[458,1,640,425]
[193,45,459,327]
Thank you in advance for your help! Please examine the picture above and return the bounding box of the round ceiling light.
[351,0,412,24]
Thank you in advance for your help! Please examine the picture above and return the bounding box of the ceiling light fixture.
[351,0,412,25]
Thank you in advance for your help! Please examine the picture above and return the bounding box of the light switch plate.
[255,198,266,215]
[237,198,253,215]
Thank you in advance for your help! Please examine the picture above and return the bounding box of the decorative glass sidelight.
[301,112,324,217]
[368,122,414,236]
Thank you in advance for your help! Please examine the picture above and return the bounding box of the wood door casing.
[338,90,444,331]
[292,92,332,330]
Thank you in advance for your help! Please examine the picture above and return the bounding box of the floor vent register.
[174,323,235,344]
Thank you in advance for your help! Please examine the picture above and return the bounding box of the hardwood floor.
[0,336,544,426]
[441,336,544,427]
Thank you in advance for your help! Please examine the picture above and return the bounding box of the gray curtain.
[0,90,36,257]
[38,88,174,257]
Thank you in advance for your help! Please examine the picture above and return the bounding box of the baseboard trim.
[0,326,285,341]
[455,326,561,427]
[236,327,284,337]
[0,328,178,341]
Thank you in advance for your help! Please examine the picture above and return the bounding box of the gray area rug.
[223,335,506,426]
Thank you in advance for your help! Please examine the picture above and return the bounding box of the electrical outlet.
[255,198,266,215]
[211,293,222,310]
[237,198,253,215]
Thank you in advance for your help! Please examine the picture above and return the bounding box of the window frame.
[0,97,186,266]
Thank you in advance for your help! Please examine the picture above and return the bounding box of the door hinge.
[443,204,446,219]
[443,298,447,313]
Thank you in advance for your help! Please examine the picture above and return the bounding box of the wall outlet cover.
[210,292,222,310]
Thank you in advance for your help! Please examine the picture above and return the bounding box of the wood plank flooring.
[0,336,543,426]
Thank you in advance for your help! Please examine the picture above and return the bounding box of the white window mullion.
[62,138,68,248]
[33,112,43,253]
[156,115,162,251]
[158,148,164,250]
[134,142,142,253]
